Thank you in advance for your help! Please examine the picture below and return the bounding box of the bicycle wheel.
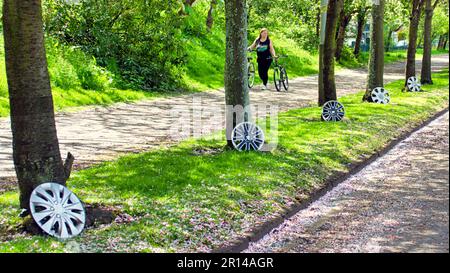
[248,62,255,89]
[281,67,289,91]
[274,67,282,92]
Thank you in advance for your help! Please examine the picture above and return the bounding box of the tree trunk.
[318,0,328,105]
[420,0,437,84]
[354,8,366,56]
[404,0,425,90]
[437,34,445,49]
[206,0,218,31]
[180,0,197,15]
[2,0,73,211]
[335,12,352,61]
[224,0,249,147]
[385,29,393,52]
[319,0,343,106]
[316,7,321,38]
[364,0,385,101]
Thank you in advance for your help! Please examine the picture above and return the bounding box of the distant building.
[346,23,408,51]
[346,23,371,52]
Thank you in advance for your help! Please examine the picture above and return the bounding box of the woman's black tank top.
[256,38,271,62]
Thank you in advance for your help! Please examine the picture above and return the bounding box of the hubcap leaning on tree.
[407,76,422,92]
[371,87,391,104]
[231,122,265,151]
[29,183,86,239]
[322,100,345,122]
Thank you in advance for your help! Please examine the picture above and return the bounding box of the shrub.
[43,0,187,91]
[45,38,112,91]
[339,46,360,67]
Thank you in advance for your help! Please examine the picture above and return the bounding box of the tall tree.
[404,0,425,90]
[319,0,343,106]
[420,0,440,84]
[206,0,218,31]
[437,33,448,49]
[335,0,356,61]
[364,0,385,101]
[2,0,73,211]
[354,2,370,56]
[224,0,249,147]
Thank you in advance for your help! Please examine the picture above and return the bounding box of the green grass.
[0,69,448,253]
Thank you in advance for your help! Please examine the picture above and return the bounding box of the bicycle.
[270,56,289,92]
[247,51,256,89]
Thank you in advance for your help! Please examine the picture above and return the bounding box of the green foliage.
[1,70,448,252]
[338,46,360,67]
[248,0,321,52]
[432,2,449,39]
[45,38,111,91]
[43,0,187,91]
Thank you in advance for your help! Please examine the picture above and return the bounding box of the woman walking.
[248,28,277,90]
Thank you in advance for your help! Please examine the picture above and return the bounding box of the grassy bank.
[0,37,178,118]
[0,69,448,253]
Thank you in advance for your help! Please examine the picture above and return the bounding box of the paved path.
[0,55,448,179]
[245,112,449,253]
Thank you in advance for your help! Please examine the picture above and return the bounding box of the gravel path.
[244,112,449,253]
[0,55,448,180]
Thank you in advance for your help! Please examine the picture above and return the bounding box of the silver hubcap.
[371,87,390,104]
[322,101,345,122]
[231,122,265,151]
[30,183,86,239]
[407,76,421,92]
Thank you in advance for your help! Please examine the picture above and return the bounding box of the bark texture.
[335,9,352,61]
[404,0,425,90]
[224,0,249,147]
[2,0,72,210]
[364,0,385,101]
[437,34,448,50]
[206,0,218,31]
[354,5,368,56]
[421,0,440,84]
[319,0,343,106]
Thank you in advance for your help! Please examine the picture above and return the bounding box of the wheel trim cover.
[407,76,421,92]
[231,122,265,151]
[322,100,345,122]
[29,183,86,239]
[371,87,390,104]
